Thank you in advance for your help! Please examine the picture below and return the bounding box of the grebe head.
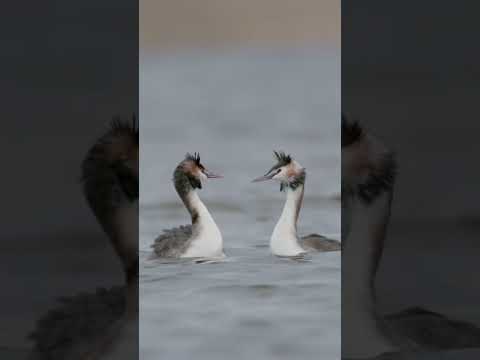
[252,151,305,191]
[81,116,139,278]
[341,115,396,204]
[174,152,223,190]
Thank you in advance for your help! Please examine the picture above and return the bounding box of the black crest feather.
[185,152,201,166]
[273,151,292,166]
[174,152,203,192]
[357,152,396,204]
[110,114,139,144]
[342,113,363,147]
[110,114,138,133]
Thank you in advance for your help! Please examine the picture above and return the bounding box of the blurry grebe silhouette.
[29,117,138,360]
[342,114,480,359]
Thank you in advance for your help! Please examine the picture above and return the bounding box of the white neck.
[342,191,396,358]
[181,191,223,258]
[270,185,305,256]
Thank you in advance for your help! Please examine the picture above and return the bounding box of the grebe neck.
[185,190,216,229]
[342,191,396,357]
[270,179,305,256]
[174,172,223,258]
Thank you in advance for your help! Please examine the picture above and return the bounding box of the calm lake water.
[139,49,341,360]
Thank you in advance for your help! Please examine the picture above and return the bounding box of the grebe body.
[152,153,224,259]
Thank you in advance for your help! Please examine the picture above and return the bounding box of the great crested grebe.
[342,114,480,359]
[342,114,398,358]
[29,117,138,360]
[252,151,340,257]
[152,153,224,259]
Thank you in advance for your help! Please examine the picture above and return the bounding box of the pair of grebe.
[152,151,340,258]
[29,117,480,360]
[153,120,480,359]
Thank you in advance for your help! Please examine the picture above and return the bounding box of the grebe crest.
[252,151,340,257]
[152,152,224,259]
[341,115,396,242]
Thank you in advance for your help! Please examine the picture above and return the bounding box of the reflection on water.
[140,49,340,360]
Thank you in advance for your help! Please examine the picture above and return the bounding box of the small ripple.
[142,254,227,267]
[237,318,273,328]
[201,283,279,298]
[253,244,269,249]
[256,215,272,222]
[248,284,278,297]
[141,274,182,283]
[275,254,313,263]
[305,193,341,203]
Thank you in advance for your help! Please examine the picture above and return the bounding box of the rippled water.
[140,49,341,360]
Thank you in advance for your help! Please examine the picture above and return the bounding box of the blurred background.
[140,1,340,360]
[0,1,137,358]
[140,0,339,51]
[343,1,480,356]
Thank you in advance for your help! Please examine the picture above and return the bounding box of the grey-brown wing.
[342,352,405,360]
[384,307,480,350]
[301,233,341,252]
[29,287,126,360]
[342,307,480,359]
[152,225,193,258]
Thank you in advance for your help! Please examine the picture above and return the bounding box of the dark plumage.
[29,116,139,360]
[81,115,139,278]
[342,114,480,358]
[265,151,305,192]
[283,169,306,192]
[173,154,204,193]
[357,152,396,205]
[274,150,292,165]
[301,234,341,251]
[110,115,139,141]
[152,225,194,258]
[81,115,138,213]
[269,151,292,173]
[29,287,126,360]
[342,113,364,147]
[341,115,397,205]
[385,307,480,351]
[185,152,202,167]
[343,307,480,359]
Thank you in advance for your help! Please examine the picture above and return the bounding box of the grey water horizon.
[139,48,341,360]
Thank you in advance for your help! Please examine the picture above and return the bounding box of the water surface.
[140,49,341,360]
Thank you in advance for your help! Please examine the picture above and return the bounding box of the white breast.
[181,221,223,258]
[180,191,224,258]
[270,219,305,256]
[270,188,305,257]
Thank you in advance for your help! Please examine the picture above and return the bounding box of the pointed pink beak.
[251,173,275,182]
[204,170,223,179]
